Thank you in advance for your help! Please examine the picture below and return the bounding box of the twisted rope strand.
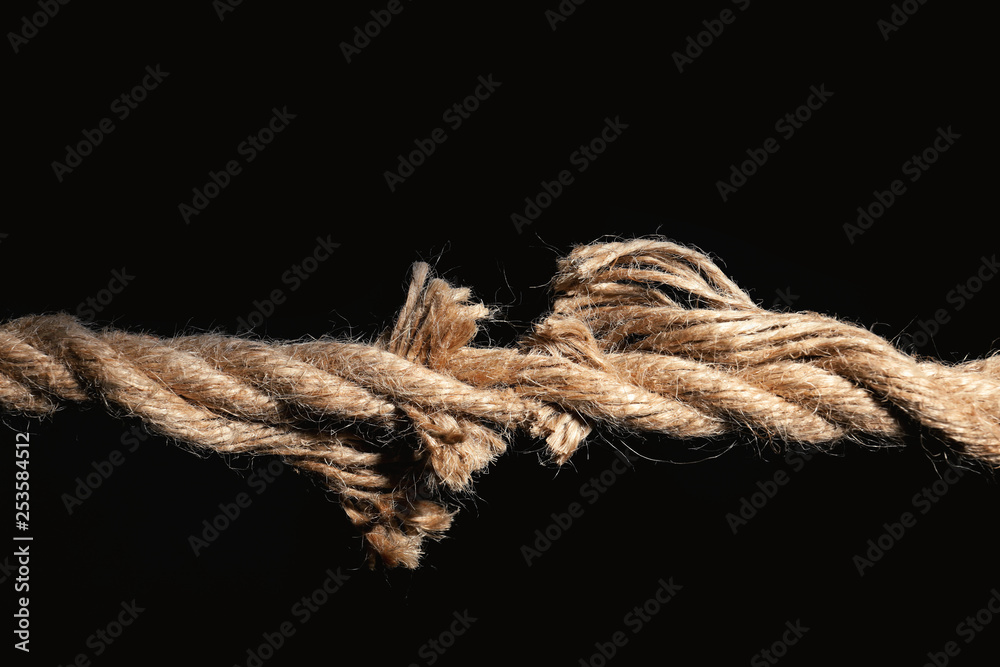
[2,239,998,567]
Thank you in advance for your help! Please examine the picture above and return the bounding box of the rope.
[2,239,998,567]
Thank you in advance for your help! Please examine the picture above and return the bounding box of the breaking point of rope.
[2,239,998,568]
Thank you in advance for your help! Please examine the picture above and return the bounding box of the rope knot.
[380,261,506,492]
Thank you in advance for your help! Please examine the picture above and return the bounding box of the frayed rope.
[2,239,998,567]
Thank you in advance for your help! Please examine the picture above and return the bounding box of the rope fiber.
[2,239,998,567]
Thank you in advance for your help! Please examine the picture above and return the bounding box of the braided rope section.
[2,239,998,567]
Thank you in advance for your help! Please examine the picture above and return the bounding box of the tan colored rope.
[2,239,998,567]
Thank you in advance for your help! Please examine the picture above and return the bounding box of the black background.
[4,1,999,665]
